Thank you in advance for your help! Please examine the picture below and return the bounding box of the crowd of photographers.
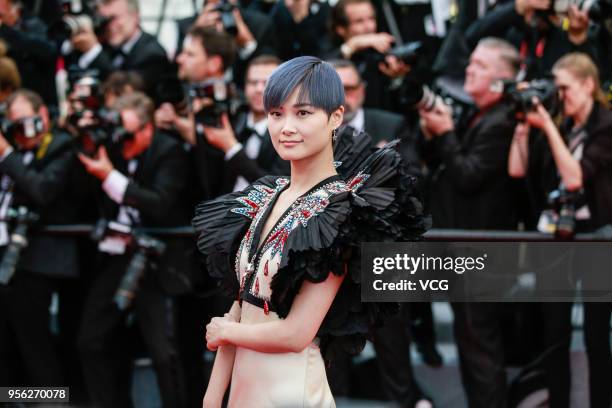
[0,0,610,407]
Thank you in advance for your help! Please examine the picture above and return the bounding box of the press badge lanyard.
[518,37,546,80]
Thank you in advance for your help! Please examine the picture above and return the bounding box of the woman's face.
[554,68,594,119]
[267,87,343,162]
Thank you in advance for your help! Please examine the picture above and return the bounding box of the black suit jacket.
[176,9,278,87]
[100,131,197,294]
[363,108,407,145]
[362,108,422,179]
[195,110,289,199]
[0,131,78,278]
[0,16,58,107]
[422,101,519,230]
[74,30,174,99]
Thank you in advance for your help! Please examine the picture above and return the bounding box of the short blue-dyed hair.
[263,56,345,116]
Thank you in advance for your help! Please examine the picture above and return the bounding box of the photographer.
[156,26,236,147]
[419,37,520,408]
[508,52,612,408]
[76,92,194,407]
[63,0,173,98]
[324,0,410,111]
[0,0,58,106]
[198,54,289,196]
[0,89,78,386]
[465,0,599,79]
[176,0,278,88]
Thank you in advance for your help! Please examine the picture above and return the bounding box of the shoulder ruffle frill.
[192,176,281,298]
[192,127,429,362]
[269,128,429,362]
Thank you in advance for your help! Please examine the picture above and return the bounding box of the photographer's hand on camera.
[341,32,395,59]
[71,25,100,54]
[78,145,114,181]
[196,2,224,30]
[232,5,255,49]
[154,103,196,145]
[525,97,583,191]
[378,55,411,79]
[201,113,239,153]
[418,103,455,137]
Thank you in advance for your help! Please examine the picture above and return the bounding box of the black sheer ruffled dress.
[193,129,427,407]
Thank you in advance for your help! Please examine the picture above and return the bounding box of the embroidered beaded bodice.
[231,175,351,314]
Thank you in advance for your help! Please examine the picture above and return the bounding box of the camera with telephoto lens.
[189,79,233,127]
[547,186,585,239]
[91,219,166,310]
[48,0,112,43]
[496,79,561,118]
[0,116,45,146]
[397,79,442,112]
[212,0,238,37]
[0,207,40,285]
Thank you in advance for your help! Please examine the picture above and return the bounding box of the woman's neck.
[288,146,337,195]
[573,98,594,128]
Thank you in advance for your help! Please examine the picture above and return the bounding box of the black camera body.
[189,79,233,127]
[498,79,561,118]
[548,186,585,239]
[0,116,45,145]
[212,0,238,37]
[366,41,426,67]
[92,219,166,310]
[71,109,130,154]
[49,0,111,42]
[65,70,133,153]
[388,41,425,66]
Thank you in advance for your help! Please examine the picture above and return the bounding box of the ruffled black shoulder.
[192,175,284,296]
[270,128,429,362]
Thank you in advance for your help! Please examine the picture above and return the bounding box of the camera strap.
[99,159,141,255]
[117,158,141,224]
[0,151,34,246]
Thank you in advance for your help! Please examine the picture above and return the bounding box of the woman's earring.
[332,128,338,142]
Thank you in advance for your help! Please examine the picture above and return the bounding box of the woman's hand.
[525,99,554,130]
[205,314,235,351]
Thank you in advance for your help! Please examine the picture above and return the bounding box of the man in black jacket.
[0,0,58,107]
[0,89,78,386]
[465,0,598,80]
[66,0,173,99]
[155,26,239,202]
[330,58,411,145]
[198,54,289,197]
[176,0,278,88]
[76,92,194,407]
[323,0,409,112]
[418,37,520,408]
